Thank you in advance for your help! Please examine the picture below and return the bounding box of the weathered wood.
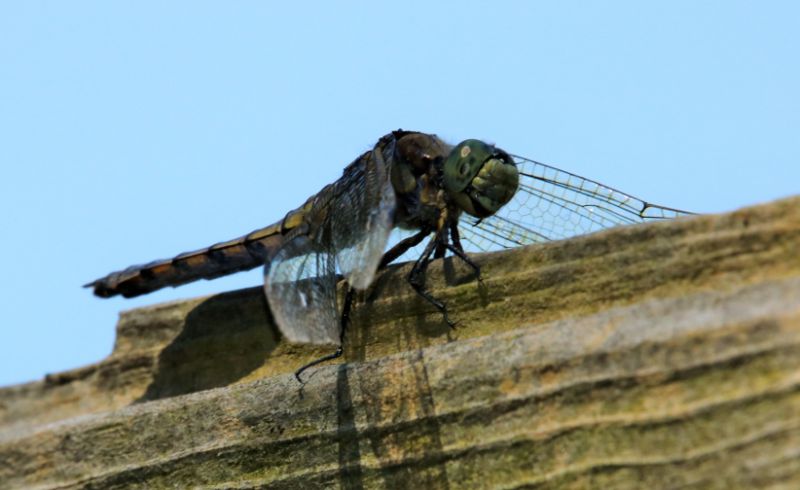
[1,196,799,489]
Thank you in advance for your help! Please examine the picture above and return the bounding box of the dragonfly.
[86,130,692,380]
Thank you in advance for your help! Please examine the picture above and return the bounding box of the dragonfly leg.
[433,240,447,259]
[378,227,432,269]
[294,287,355,383]
[408,232,457,328]
[445,243,482,283]
[448,224,482,283]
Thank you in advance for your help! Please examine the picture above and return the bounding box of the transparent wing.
[264,146,396,345]
[331,149,396,290]
[459,154,695,252]
[265,235,339,344]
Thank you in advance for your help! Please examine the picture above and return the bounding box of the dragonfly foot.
[294,346,344,383]
[441,307,458,330]
[445,243,482,283]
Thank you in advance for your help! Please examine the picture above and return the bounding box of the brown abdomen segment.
[86,223,286,298]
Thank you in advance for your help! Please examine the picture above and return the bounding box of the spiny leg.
[434,239,447,259]
[294,287,356,383]
[408,230,457,328]
[448,223,482,282]
[378,226,456,325]
[378,227,432,270]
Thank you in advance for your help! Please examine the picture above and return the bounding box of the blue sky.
[1,2,798,386]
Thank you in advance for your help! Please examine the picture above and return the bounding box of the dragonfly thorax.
[443,140,519,219]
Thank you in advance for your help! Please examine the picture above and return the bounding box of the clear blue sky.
[1,2,798,386]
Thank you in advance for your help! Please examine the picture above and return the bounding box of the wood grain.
[1,196,799,489]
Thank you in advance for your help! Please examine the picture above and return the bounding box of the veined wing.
[264,142,396,345]
[459,155,694,252]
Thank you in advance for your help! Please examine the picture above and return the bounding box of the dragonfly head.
[443,140,519,218]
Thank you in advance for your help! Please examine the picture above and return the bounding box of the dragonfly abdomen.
[86,223,288,298]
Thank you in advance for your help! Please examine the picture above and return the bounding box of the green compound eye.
[443,139,519,218]
[444,140,491,193]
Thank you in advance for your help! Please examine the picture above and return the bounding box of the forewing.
[330,145,396,290]
[264,235,339,344]
[460,155,694,252]
[263,142,396,344]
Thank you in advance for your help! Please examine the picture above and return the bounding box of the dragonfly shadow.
[135,288,280,403]
[441,255,490,304]
[295,330,451,489]
[333,363,366,490]
[348,351,451,489]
